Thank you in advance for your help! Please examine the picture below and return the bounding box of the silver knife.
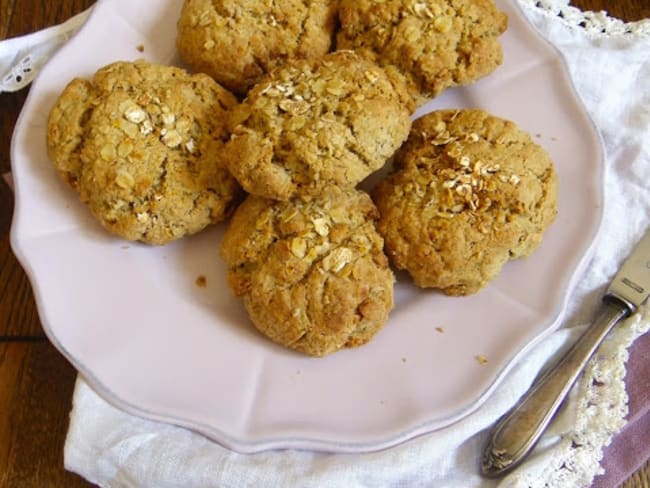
[482,227,650,477]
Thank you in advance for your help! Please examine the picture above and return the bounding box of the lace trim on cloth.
[0,8,91,92]
[519,0,650,37]
[499,305,650,488]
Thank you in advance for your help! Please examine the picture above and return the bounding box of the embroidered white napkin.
[0,9,90,93]
[3,1,649,487]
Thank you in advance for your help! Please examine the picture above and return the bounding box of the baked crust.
[46,60,241,245]
[224,51,414,201]
[373,109,558,295]
[221,186,395,356]
[176,0,338,96]
[337,0,508,104]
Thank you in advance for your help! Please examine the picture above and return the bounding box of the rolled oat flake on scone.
[224,50,414,201]
[373,109,558,295]
[221,186,395,357]
[46,60,241,245]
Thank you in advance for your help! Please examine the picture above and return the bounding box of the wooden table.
[1,1,649,486]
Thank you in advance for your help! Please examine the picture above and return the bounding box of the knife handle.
[481,297,631,477]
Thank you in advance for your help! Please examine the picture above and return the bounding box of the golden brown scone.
[337,0,508,104]
[224,50,414,201]
[373,109,557,295]
[221,186,395,357]
[46,60,241,245]
[176,0,338,96]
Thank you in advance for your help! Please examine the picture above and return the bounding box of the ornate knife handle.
[481,297,632,477]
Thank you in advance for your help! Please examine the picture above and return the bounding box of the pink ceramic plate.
[11,0,603,453]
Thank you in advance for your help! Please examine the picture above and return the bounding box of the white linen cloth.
[3,1,650,487]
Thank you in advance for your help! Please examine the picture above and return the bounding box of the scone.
[373,109,557,295]
[46,60,241,245]
[176,0,338,96]
[224,50,414,201]
[221,186,395,357]
[337,0,508,104]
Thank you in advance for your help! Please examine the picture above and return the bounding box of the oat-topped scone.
[337,0,508,104]
[176,0,338,96]
[46,60,241,245]
[373,109,557,295]
[224,51,414,201]
[221,186,395,357]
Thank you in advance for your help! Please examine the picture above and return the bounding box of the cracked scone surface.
[221,186,395,357]
[46,60,241,245]
[373,109,557,295]
[224,51,414,201]
[337,0,507,103]
[176,0,338,96]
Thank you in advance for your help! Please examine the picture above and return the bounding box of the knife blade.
[481,227,650,478]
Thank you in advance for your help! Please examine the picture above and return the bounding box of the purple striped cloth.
[594,331,650,487]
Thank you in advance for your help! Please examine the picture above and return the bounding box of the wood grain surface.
[0,1,648,486]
